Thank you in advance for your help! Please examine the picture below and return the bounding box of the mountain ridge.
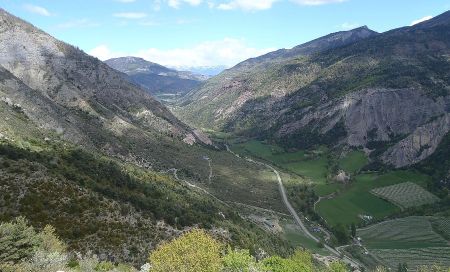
[105,56,206,100]
[234,25,378,69]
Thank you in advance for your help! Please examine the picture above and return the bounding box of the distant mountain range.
[105,57,208,101]
[183,65,228,76]
[176,11,450,176]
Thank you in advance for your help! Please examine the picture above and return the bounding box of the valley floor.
[220,138,450,270]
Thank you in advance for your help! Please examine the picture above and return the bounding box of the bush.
[0,217,39,264]
[0,217,68,272]
[149,229,223,272]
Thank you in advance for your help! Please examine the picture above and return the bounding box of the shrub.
[148,229,223,272]
[0,217,68,272]
[0,217,39,264]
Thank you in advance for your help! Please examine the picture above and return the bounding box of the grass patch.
[339,150,368,174]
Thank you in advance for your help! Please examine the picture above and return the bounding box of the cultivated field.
[357,217,449,248]
[371,182,440,209]
[357,216,450,271]
[371,247,450,270]
[316,171,430,226]
[230,141,435,226]
[430,217,450,240]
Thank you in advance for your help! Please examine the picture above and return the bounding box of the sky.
[1,0,450,69]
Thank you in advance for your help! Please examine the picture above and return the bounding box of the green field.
[229,140,437,231]
[357,216,450,270]
[339,150,368,174]
[316,171,431,226]
[357,217,449,249]
[230,141,337,196]
[371,182,440,209]
[372,247,450,270]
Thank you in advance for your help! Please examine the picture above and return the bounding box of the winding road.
[226,145,361,269]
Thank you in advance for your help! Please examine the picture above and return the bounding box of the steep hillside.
[0,8,293,264]
[176,11,450,171]
[0,8,222,168]
[175,26,378,129]
[105,57,205,101]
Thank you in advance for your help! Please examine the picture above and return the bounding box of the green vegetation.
[371,182,440,209]
[149,229,223,272]
[230,140,335,196]
[0,140,292,264]
[357,217,450,271]
[316,171,430,226]
[0,217,136,272]
[430,217,450,240]
[281,220,329,255]
[1,219,355,272]
[339,151,368,174]
[371,248,450,271]
[357,217,449,249]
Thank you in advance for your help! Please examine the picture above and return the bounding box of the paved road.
[251,159,361,268]
[225,145,361,268]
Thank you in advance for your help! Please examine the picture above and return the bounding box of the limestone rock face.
[382,114,450,167]
[278,88,447,140]
[343,89,448,146]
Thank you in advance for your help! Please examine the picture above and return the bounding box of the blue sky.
[1,0,450,68]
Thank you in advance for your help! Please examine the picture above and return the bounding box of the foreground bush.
[0,217,68,272]
[148,229,223,272]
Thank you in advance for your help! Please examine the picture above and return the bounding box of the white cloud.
[89,45,125,61]
[167,0,203,8]
[56,19,100,29]
[155,0,344,10]
[410,15,433,26]
[89,38,275,68]
[23,4,52,16]
[339,22,360,30]
[217,0,278,10]
[290,0,346,5]
[113,12,147,19]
